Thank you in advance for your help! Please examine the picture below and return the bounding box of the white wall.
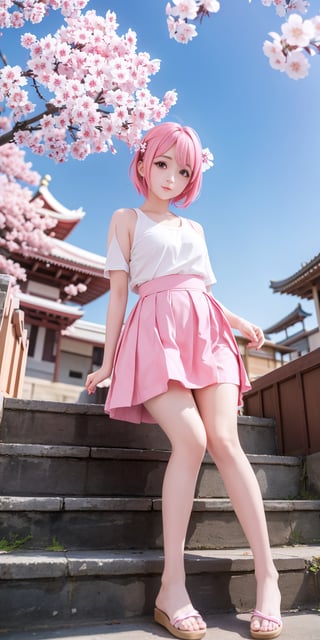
[58,351,91,386]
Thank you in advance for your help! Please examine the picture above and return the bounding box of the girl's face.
[142,145,192,202]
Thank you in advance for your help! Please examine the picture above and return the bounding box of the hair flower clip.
[139,141,147,156]
[202,147,214,173]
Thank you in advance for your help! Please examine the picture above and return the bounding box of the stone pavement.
[0,611,319,640]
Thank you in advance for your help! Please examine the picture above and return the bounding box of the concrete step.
[0,546,318,631]
[0,443,302,499]
[0,398,277,455]
[0,496,319,550]
[0,611,319,640]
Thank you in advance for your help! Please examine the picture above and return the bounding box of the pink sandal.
[250,609,283,639]
[154,605,206,639]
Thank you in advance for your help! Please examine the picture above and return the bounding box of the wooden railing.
[243,347,320,456]
[0,274,29,398]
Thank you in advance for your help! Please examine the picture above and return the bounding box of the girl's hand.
[85,366,111,395]
[237,318,265,350]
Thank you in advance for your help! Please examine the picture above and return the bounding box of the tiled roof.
[264,303,312,335]
[18,292,83,318]
[62,319,106,345]
[20,236,106,276]
[31,179,85,240]
[270,253,320,299]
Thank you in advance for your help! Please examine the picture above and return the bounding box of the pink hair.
[129,122,203,208]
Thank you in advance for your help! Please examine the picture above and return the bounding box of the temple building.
[266,255,320,355]
[13,175,110,401]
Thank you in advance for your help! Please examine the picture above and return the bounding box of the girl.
[86,122,282,640]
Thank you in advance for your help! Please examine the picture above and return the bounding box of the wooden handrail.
[243,347,320,455]
[0,274,29,398]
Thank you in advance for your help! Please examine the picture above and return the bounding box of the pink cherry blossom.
[20,33,36,49]
[77,283,87,293]
[203,1,220,13]
[285,50,310,78]
[165,0,319,82]
[260,4,319,80]
[0,132,57,286]
[258,1,308,19]
[64,284,78,296]
[2,0,90,29]
[281,13,314,47]
[64,282,87,296]
[0,8,177,160]
[201,148,214,172]
[169,1,198,21]
[166,0,220,43]
[169,18,198,43]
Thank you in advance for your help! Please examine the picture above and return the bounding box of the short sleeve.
[104,233,129,279]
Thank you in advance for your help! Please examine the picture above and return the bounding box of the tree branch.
[0,50,8,66]
[0,104,60,146]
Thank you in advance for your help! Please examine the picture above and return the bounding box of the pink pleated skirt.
[105,274,251,423]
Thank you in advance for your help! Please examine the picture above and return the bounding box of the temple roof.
[31,175,85,240]
[62,319,106,345]
[264,303,312,335]
[13,235,109,305]
[18,292,83,330]
[270,253,320,300]
[49,237,106,271]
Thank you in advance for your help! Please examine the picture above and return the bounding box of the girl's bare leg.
[144,381,207,634]
[194,383,281,635]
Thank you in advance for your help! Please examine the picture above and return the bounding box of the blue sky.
[2,1,320,337]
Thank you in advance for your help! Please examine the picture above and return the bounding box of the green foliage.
[45,537,65,551]
[307,556,320,574]
[0,534,32,552]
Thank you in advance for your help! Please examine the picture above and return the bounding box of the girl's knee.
[193,432,207,459]
[173,430,207,463]
[208,431,242,462]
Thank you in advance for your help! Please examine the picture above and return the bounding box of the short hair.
[129,122,203,208]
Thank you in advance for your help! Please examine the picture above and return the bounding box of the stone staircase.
[0,397,319,632]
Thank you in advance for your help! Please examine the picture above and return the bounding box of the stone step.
[0,398,277,455]
[1,496,319,550]
[0,545,318,631]
[0,443,302,499]
[1,612,319,640]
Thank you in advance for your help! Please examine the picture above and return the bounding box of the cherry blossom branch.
[166,1,319,79]
[263,13,320,79]
[0,105,60,146]
[0,9,177,161]
[0,132,57,286]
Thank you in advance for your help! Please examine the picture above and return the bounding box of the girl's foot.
[154,605,206,640]
[250,610,282,639]
[250,573,282,638]
[155,584,206,637]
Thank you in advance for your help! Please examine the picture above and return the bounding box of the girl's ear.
[137,160,144,177]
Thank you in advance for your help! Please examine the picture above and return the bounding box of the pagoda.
[10,175,109,398]
[268,255,320,355]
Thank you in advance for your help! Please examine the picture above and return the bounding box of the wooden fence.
[243,347,320,456]
[0,274,29,398]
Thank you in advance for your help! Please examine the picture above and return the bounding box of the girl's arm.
[206,285,265,350]
[85,209,134,394]
[85,270,128,394]
[219,302,265,350]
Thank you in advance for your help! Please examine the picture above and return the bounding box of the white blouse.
[104,208,216,293]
